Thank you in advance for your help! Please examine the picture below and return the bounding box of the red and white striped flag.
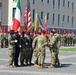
[44,15,48,29]
[24,0,32,31]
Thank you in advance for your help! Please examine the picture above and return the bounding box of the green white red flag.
[12,0,22,31]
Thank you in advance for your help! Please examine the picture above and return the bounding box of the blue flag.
[38,15,44,29]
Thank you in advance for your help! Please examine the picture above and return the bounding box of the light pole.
[62,21,64,35]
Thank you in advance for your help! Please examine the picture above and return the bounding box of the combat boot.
[48,64,55,68]
[39,64,44,68]
[34,64,39,67]
[8,65,14,68]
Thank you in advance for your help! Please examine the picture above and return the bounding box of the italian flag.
[12,0,22,31]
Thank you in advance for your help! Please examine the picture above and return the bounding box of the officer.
[32,32,41,67]
[5,31,8,48]
[28,32,33,65]
[14,31,21,67]
[36,30,47,68]
[20,31,26,66]
[8,30,15,68]
[23,32,31,66]
[48,28,61,68]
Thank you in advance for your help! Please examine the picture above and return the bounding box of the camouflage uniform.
[8,32,15,67]
[32,36,39,66]
[5,32,8,48]
[48,31,61,68]
[20,34,27,66]
[67,33,72,46]
[63,34,67,46]
[1,33,6,48]
[37,33,47,68]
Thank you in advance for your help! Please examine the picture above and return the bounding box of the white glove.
[15,40,18,43]
[19,45,22,48]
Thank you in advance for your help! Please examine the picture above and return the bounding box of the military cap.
[42,30,46,34]
[21,31,25,35]
[10,30,14,34]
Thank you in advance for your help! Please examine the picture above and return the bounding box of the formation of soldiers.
[0,28,76,68]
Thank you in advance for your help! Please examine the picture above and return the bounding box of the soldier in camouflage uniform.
[62,33,67,46]
[8,30,15,68]
[32,32,41,67]
[48,28,61,68]
[35,30,47,68]
[1,31,6,48]
[5,31,8,48]
[20,31,27,66]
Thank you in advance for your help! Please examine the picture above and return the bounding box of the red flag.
[24,0,32,31]
[44,15,48,29]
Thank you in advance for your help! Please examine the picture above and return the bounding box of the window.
[63,0,65,7]
[63,15,65,22]
[33,0,36,4]
[67,16,69,23]
[32,9,35,22]
[53,0,55,9]
[68,1,70,8]
[41,12,43,19]
[72,17,74,26]
[58,0,60,10]
[58,14,60,26]
[12,8,16,20]
[47,0,50,3]
[0,0,2,2]
[72,3,74,12]
[41,0,43,2]
[52,13,55,25]
[47,13,49,20]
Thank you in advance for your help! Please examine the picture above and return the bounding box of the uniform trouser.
[50,48,60,66]
[28,48,33,63]
[8,48,15,65]
[14,46,20,66]
[20,47,26,65]
[1,39,4,48]
[34,48,39,64]
[38,48,45,65]
[24,47,30,64]
[5,39,8,47]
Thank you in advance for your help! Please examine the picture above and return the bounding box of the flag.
[24,0,32,31]
[38,15,44,29]
[34,13,39,32]
[12,0,22,31]
[44,15,48,29]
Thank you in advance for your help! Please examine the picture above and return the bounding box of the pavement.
[0,47,76,75]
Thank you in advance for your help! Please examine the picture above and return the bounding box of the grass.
[60,47,76,52]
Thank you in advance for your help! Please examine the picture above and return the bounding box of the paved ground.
[0,47,76,75]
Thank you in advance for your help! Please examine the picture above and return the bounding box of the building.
[0,0,76,34]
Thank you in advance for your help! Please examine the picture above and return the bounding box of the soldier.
[1,31,5,48]
[32,32,41,67]
[48,28,61,68]
[5,31,8,48]
[27,32,33,65]
[14,31,21,67]
[20,31,26,66]
[8,30,15,68]
[35,30,47,68]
